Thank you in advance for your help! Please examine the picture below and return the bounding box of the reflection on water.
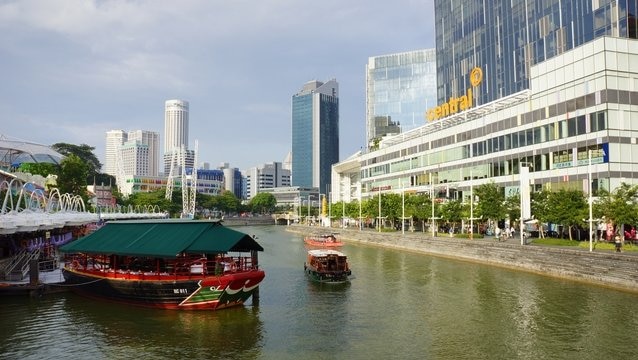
[1,225,638,360]
[0,293,264,360]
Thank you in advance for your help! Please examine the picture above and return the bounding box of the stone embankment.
[221,216,275,226]
[287,225,638,293]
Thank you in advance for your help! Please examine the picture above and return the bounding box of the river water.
[1,225,637,360]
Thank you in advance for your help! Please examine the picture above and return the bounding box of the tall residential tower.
[163,99,194,175]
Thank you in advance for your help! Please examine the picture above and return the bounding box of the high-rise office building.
[127,130,160,176]
[163,99,190,175]
[120,141,149,176]
[366,49,437,148]
[104,130,127,176]
[219,162,243,199]
[291,79,339,194]
[245,162,292,200]
[435,0,638,106]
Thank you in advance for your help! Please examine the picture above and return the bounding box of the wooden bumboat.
[303,233,343,247]
[304,249,351,283]
[60,219,265,310]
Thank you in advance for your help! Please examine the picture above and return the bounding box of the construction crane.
[165,148,179,201]
[164,142,198,218]
[115,145,128,198]
[182,140,198,218]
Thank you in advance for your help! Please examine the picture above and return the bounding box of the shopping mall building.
[332,36,638,203]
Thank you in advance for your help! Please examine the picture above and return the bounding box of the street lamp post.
[342,196,345,229]
[307,195,315,226]
[519,164,531,245]
[359,184,362,231]
[328,191,332,227]
[319,193,326,227]
[589,149,593,252]
[401,179,405,235]
[430,173,435,237]
[470,170,473,240]
[378,187,382,233]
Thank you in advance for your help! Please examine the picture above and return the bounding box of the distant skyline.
[0,0,436,171]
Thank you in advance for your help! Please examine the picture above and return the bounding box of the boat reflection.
[60,294,264,356]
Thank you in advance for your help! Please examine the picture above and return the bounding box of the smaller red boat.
[304,233,343,247]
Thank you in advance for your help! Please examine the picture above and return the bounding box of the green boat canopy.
[60,219,264,258]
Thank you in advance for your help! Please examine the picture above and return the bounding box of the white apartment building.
[244,162,291,200]
[105,129,159,178]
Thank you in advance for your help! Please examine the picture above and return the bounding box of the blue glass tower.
[435,0,638,107]
[291,79,339,193]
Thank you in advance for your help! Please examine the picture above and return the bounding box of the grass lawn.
[529,237,637,252]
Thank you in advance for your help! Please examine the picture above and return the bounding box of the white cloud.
[0,0,436,170]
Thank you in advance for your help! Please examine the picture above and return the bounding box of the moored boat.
[303,233,343,247]
[304,249,351,283]
[60,219,265,310]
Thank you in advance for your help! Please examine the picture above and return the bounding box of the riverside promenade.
[287,224,638,293]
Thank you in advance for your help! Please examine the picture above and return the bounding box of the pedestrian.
[505,227,511,239]
[495,227,501,240]
[510,226,515,238]
[615,235,622,252]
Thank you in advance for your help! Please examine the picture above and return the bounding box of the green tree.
[250,192,277,214]
[362,195,380,228]
[18,162,59,178]
[57,154,89,201]
[51,143,102,177]
[410,193,439,232]
[380,193,402,229]
[503,193,520,223]
[546,189,587,240]
[440,199,464,232]
[530,190,551,238]
[474,182,506,227]
[595,183,638,239]
[216,190,241,215]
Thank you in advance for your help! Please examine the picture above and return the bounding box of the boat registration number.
[173,288,188,294]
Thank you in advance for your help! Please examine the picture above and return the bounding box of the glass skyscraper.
[291,79,339,194]
[366,49,437,148]
[435,0,638,106]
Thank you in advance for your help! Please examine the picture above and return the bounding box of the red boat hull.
[62,268,265,310]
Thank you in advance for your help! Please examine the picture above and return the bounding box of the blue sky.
[0,0,435,171]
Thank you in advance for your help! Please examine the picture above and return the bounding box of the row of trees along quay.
[289,182,638,243]
[13,142,637,245]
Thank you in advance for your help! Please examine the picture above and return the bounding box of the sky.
[0,0,436,171]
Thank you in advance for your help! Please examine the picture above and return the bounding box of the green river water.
[1,225,637,360]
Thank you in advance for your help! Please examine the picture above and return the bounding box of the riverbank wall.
[287,225,638,293]
[222,216,275,226]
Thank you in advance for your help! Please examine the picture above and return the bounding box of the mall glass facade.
[366,49,438,148]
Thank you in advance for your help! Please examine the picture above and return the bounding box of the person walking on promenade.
[495,227,501,241]
[510,226,516,238]
[615,235,622,252]
[505,227,511,239]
